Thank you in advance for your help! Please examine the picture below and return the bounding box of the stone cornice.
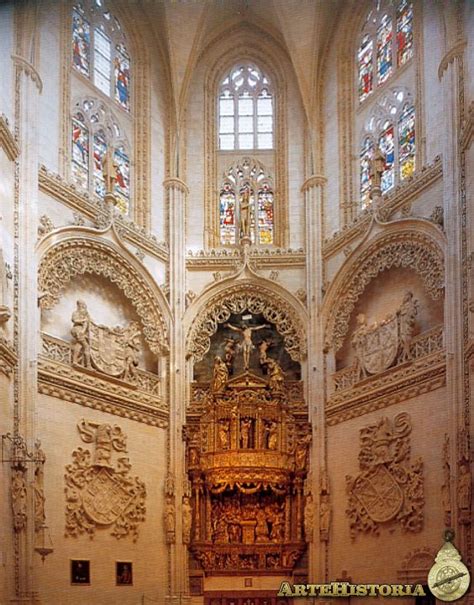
[438,39,467,80]
[461,101,474,151]
[0,114,19,161]
[38,165,169,261]
[0,336,17,377]
[186,247,306,270]
[326,350,446,425]
[38,357,168,427]
[323,157,443,259]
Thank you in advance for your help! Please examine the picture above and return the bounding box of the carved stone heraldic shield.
[82,467,133,526]
[353,465,403,523]
[89,322,127,376]
[359,314,399,375]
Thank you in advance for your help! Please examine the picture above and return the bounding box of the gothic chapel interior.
[0,0,473,603]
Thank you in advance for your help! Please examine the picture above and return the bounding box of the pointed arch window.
[359,89,415,207]
[219,158,274,245]
[71,98,130,214]
[72,1,131,111]
[218,64,273,151]
[357,0,413,103]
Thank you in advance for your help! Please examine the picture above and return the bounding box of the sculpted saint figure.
[239,187,251,239]
[102,146,118,195]
[255,508,269,542]
[218,421,230,450]
[369,147,386,191]
[258,339,273,370]
[295,432,311,471]
[71,300,91,367]
[458,463,472,513]
[352,313,368,381]
[303,493,313,541]
[397,291,419,362]
[12,470,28,531]
[211,356,228,393]
[319,494,331,541]
[225,322,270,370]
[182,496,193,544]
[265,420,278,450]
[123,322,141,381]
[266,358,285,395]
[240,418,252,449]
[223,337,237,374]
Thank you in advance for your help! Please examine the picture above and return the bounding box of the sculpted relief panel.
[346,413,424,538]
[65,419,146,541]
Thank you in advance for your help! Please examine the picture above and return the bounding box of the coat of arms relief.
[65,419,146,541]
[346,412,424,538]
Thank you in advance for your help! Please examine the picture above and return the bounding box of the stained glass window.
[219,159,274,246]
[360,136,375,208]
[72,112,90,189]
[71,98,130,214]
[72,3,130,112]
[398,104,415,180]
[72,6,90,76]
[378,121,395,192]
[396,0,414,67]
[358,34,373,102]
[358,1,413,102]
[114,44,131,110]
[218,64,273,150]
[376,14,393,85]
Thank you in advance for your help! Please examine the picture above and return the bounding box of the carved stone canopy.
[38,238,169,354]
[187,285,306,363]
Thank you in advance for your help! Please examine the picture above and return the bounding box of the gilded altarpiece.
[186,314,309,575]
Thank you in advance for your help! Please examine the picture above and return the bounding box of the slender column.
[302,175,327,580]
[164,177,190,605]
[11,56,42,604]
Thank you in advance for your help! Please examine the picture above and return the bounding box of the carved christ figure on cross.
[224,321,270,370]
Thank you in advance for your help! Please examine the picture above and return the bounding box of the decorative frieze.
[186,247,306,270]
[0,335,17,376]
[0,113,19,161]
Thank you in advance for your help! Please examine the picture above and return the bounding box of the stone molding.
[38,165,169,261]
[326,350,446,426]
[38,357,168,428]
[461,101,474,152]
[0,114,19,161]
[322,157,443,259]
[11,54,43,92]
[438,39,467,80]
[324,228,445,352]
[38,235,169,354]
[186,247,306,270]
[186,283,306,362]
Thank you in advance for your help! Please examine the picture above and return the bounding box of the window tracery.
[72,1,131,112]
[72,97,130,214]
[359,88,415,208]
[357,0,413,103]
[219,158,274,246]
[218,64,273,151]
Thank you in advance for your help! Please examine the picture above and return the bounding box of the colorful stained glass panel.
[93,130,107,198]
[358,34,373,102]
[114,43,130,111]
[71,113,89,189]
[72,6,90,76]
[114,145,130,213]
[377,14,393,85]
[398,104,415,180]
[257,185,274,245]
[360,137,375,209]
[220,184,236,245]
[378,122,395,192]
[396,0,414,67]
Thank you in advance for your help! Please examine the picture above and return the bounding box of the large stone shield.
[82,468,132,525]
[359,315,399,375]
[353,465,403,523]
[89,322,126,376]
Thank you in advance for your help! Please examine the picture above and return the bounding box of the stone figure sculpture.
[182,496,193,544]
[397,290,419,362]
[239,187,251,239]
[71,300,91,367]
[211,356,229,393]
[123,321,141,381]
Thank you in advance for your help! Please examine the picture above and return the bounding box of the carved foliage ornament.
[325,233,444,351]
[346,412,424,538]
[38,240,168,354]
[187,286,306,362]
[65,419,146,541]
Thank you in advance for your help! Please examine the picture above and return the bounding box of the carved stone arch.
[323,228,445,352]
[37,232,169,355]
[185,281,307,363]
[201,24,294,248]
